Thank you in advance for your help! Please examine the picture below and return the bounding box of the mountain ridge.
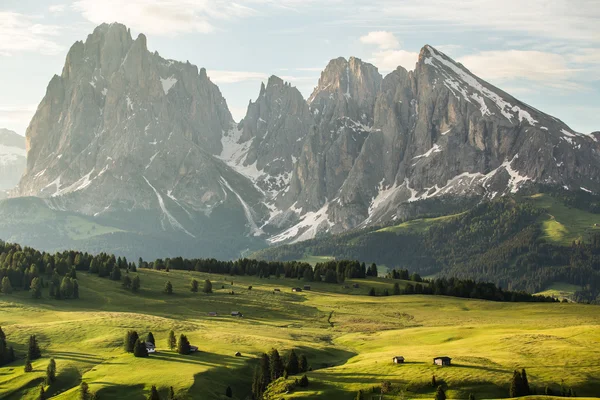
[5,22,599,258]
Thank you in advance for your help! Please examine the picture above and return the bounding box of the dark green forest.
[253,189,600,301]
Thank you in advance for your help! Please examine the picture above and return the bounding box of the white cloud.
[0,12,63,56]
[0,104,37,135]
[49,4,66,14]
[351,0,599,43]
[456,49,599,91]
[73,0,257,36]
[207,70,268,84]
[359,31,418,72]
[359,31,399,50]
[367,49,419,72]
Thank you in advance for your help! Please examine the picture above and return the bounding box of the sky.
[1,0,599,136]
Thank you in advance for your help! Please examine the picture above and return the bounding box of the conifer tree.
[164,280,173,295]
[28,335,42,360]
[190,279,198,293]
[521,368,530,395]
[355,390,364,400]
[202,279,212,294]
[148,385,160,400]
[1,276,12,294]
[147,332,156,346]
[286,350,299,375]
[299,374,309,387]
[299,354,308,373]
[46,358,56,385]
[24,358,33,372]
[134,338,148,357]
[268,348,284,381]
[110,265,121,281]
[168,386,175,400]
[432,375,437,387]
[30,277,42,299]
[122,275,132,289]
[49,282,56,298]
[434,385,446,400]
[80,381,91,400]
[468,394,475,400]
[368,287,376,296]
[509,370,523,397]
[124,330,139,353]
[39,385,46,400]
[168,330,176,350]
[131,275,141,292]
[177,334,190,355]
[393,282,401,295]
[225,385,232,397]
[73,280,79,299]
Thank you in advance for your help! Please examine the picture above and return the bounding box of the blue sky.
[1,0,599,135]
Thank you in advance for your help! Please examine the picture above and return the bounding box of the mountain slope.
[253,188,600,292]
[269,46,600,243]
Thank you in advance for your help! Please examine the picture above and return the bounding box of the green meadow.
[1,269,599,399]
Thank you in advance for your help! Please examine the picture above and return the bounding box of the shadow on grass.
[94,382,147,400]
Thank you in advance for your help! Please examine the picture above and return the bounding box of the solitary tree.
[521,368,530,395]
[225,386,232,398]
[147,332,156,346]
[168,386,176,400]
[299,374,309,387]
[509,370,524,397]
[148,385,160,400]
[434,385,446,400]
[24,358,33,372]
[393,282,401,295]
[202,279,212,294]
[28,335,42,360]
[124,330,139,353]
[368,288,376,296]
[190,279,199,293]
[38,385,46,400]
[1,277,12,294]
[46,358,56,385]
[131,275,141,292]
[122,275,132,289]
[177,334,191,355]
[168,330,176,350]
[432,375,437,387]
[355,390,364,400]
[164,281,173,295]
[134,338,148,357]
[80,382,91,400]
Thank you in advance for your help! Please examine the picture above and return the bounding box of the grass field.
[535,283,582,301]
[528,194,600,245]
[375,213,463,235]
[1,270,599,399]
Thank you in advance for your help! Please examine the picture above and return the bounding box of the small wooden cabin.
[231,311,243,317]
[433,356,452,366]
[392,356,405,364]
[292,287,303,292]
[208,312,217,317]
[303,285,311,290]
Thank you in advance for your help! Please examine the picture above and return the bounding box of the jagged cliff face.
[270,46,600,242]
[0,129,26,191]
[11,23,600,256]
[16,23,269,241]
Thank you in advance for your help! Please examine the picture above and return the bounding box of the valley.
[1,268,599,399]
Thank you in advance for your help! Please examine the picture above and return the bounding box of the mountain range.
[4,22,599,260]
[0,128,26,194]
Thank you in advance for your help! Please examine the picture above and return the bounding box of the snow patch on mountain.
[268,202,333,244]
[143,176,195,237]
[219,176,264,237]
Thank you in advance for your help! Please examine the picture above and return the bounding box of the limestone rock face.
[270,47,600,242]
[16,23,266,243]
[12,23,600,253]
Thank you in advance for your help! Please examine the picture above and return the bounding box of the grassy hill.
[1,269,599,399]
[253,191,600,295]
